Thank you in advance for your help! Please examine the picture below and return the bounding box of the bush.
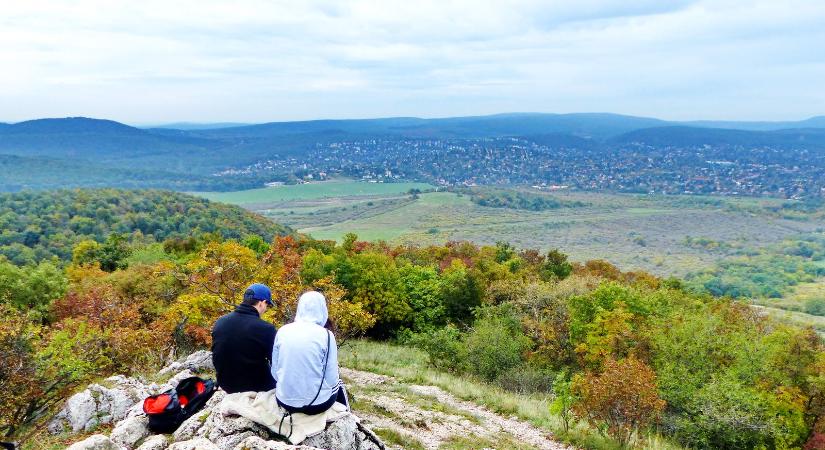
[495,364,556,394]
[407,325,466,372]
[464,305,532,382]
[674,376,808,450]
[572,357,666,447]
[806,298,825,316]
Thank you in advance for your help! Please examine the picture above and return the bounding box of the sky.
[1,0,824,124]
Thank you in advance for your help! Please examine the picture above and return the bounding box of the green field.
[192,180,434,205]
[199,182,825,327]
[198,184,822,278]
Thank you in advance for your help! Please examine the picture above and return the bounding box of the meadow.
[194,182,825,329]
[192,180,433,205]
[194,183,820,276]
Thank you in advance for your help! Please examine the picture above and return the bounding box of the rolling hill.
[2,113,825,193]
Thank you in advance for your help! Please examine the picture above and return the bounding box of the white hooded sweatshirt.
[271,291,339,408]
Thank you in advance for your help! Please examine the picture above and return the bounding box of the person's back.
[272,291,346,414]
[212,284,277,394]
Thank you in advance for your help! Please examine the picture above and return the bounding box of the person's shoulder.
[255,316,276,333]
[213,312,234,327]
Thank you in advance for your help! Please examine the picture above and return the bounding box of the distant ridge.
[146,122,252,130]
[4,117,144,134]
[1,113,824,193]
[612,125,825,148]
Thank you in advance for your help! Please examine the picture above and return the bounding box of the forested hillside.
[0,189,291,264]
[2,190,825,449]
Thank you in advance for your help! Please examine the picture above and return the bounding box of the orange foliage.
[572,357,666,446]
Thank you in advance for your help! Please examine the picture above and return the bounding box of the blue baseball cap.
[243,283,273,305]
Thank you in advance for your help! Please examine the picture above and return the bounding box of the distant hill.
[145,122,251,130]
[685,116,825,131]
[1,113,824,194]
[193,112,669,140]
[0,117,220,166]
[612,126,825,149]
[0,188,292,264]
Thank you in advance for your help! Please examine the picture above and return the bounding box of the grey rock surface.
[134,435,169,450]
[110,415,150,449]
[167,438,220,450]
[158,350,214,377]
[65,434,124,450]
[303,414,383,450]
[50,377,152,433]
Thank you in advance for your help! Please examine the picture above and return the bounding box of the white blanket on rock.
[220,389,350,444]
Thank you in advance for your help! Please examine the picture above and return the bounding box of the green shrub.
[464,304,532,382]
[496,364,556,394]
[406,325,466,372]
[805,298,825,316]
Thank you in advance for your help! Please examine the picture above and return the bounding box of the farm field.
[195,183,822,276]
[195,182,825,327]
[192,180,433,205]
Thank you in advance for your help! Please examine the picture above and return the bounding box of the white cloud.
[0,0,823,122]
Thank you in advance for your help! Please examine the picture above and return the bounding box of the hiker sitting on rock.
[211,283,277,394]
[271,291,349,415]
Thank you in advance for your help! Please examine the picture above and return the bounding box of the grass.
[192,179,434,205]
[440,433,537,449]
[340,339,685,450]
[372,427,427,450]
[293,190,820,278]
[197,182,822,279]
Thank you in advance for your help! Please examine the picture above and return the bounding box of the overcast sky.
[1,0,824,124]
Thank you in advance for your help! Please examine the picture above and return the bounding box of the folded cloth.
[220,389,350,444]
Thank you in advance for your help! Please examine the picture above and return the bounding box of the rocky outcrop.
[157,351,214,377]
[50,376,158,434]
[66,435,122,450]
[56,352,385,450]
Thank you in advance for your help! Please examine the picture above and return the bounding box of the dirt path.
[341,367,572,450]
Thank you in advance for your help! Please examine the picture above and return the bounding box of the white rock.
[167,438,220,450]
[111,415,151,449]
[233,436,314,449]
[303,414,382,450]
[50,376,154,434]
[66,434,124,450]
[65,390,97,432]
[167,370,196,388]
[135,435,169,450]
[200,411,272,450]
[182,350,214,373]
[172,408,212,442]
[159,350,214,377]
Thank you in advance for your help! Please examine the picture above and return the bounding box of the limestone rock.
[233,436,317,449]
[49,377,153,433]
[167,438,220,450]
[159,350,214,377]
[66,434,123,450]
[135,435,169,450]
[111,415,150,449]
[166,370,196,389]
[171,390,225,442]
[303,414,384,450]
[200,411,273,450]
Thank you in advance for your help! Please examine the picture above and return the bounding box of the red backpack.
[143,377,216,433]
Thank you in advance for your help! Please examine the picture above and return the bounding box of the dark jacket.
[211,304,277,394]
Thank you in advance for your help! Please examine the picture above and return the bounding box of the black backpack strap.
[304,330,331,408]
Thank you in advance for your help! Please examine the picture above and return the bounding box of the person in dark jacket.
[211,283,277,394]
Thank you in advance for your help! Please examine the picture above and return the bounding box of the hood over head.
[294,291,328,326]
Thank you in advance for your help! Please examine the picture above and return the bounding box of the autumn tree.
[572,357,666,447]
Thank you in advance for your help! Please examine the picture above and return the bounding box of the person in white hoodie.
[271,291,349,415]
